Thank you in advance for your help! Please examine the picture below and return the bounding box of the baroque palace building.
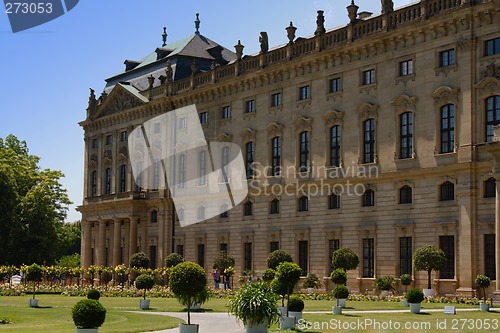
[79,0,500,296]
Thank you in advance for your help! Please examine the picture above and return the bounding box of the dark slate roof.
[104,33,236,92]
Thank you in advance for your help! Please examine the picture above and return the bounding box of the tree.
[164,253,185,268]
[413,244,446,289]
[212,251,235,272]
[331,248,359,271]
[129,252,150,270]
[56,254,80,268]
[55,221,81,259]
[0,135,71,265]
[266,250,293,270]
[273,262,302,316]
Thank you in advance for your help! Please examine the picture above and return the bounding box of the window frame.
[485,37,500,57]
[485,95,500,142]
[271,136,281,176]
[439,49,455,67]
[399,59,414,76]
[399,185,413,204]
[400,112,413,159]
[440,104,455,154]
[222,105,231,119]
[362,69,376,85]
[362,238,375,278]
[299,131,310,172]
[199,112,208,125]
[245,99,255,113]
[299,85,311,100]
[363,119,375,163]
[440,181,455,201]
[298,196,309,212]
[330,125,341,167]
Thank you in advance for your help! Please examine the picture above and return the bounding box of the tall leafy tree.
[0,135,71,265]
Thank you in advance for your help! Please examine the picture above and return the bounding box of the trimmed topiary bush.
[164,253,185,268]
[374,276,396,292]
[330,268,347,285]
[129,252,150,270]
[400,274,412,293]
[406,288,424,304]
[302,272,322,289]
[331,248,359,271]
[413,244,446,289]
[475,275,491,301]
[262,268,275,282]
[25,263,44,300]
[288,296,305,312]
[87,289,101,300]
[135,274,155,300]
[266,250,293,270]
[71,299,106,329]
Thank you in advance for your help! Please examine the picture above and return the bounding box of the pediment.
[91,84,148,120]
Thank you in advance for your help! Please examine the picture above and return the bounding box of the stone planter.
[189,303,201,311]
[288,311,302,324]
[139,299,150,309]
[218,283,226,290]
[76,329,98,333]
[245,321,268,333]
[332,306,342,315]
[277,306,286,317]
[409,303,421,314]
[401,298,409,307]
[28,298,38,307]
[279,316,295,330]
[380,290,389,297]
[307,287,314,293]
[179,323,199,333]
[480,303,490,312]
[337,298,347,308]
[423,289,436,297]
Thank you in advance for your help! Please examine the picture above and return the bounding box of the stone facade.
[79,0,500,296]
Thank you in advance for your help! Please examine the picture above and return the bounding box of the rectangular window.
[222,105,231,119]
[176,244,184,257]
[299,131,310,172]
[363,119,375,163]
[270,241,280,253]
[298,240,309,276]
[105,168,111,195]
[220,243,228,254]
[485,37,500,56]
[399,60,413,76]
[270,199,280,214]
[199,112,208,125]
[439,236,455,279]
[106,135,112,145]
[484,234,496,280]
[330,125,341,167]
[362,69,376,85]
[363,238,375,278]
[245,141,255,179]
[439,49,455,67]
[121,131,127,142]
[329,78,341,93]
[120,164,126,193]
[329,194,340,209]
[245,99,255,113]
[197,244,205,269]
[91,170,97,197]
[299,85,310,100]
[399,237,412,275]
[149,246,157,269]
[271,137,281,176]
[179,117,187,129]
[486,96,500,142]
[329,239,340,274]
[271,92,282,107]
[244,242,253,271]
[400,112,413,159]
[441,104,455,153]
[92,138,98,148]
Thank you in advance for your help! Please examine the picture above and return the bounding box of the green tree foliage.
[0,135,71,265]
[56,221,81,259]
[129,252,150,270]
[56,254,80,268]
[331,248,359,271]
[164,253,185,268]
[212,251,235,272]
[266,250,293,270]
[413,244,446,289]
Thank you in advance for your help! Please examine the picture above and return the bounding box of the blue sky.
[0,1,407,222]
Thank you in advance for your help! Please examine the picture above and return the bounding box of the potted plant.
[25,263,44,307]
[302,272,322,292]
[332,285,348,315]
[287,296,304,324]
[135,274,155,309]
[400,274,412,306]
[71,299,106,333]
[413,244,446,297]
[169,261,209,333]
[374,276,396,297]
[213,251,235,289]
[266,250,293,270]
[330,268,347,307]
[475,274,491,311]
[406,288,424,314]
[331,248,359,291]
[87,289,101,300]
[228,282,280,333]
[274,262,302,329]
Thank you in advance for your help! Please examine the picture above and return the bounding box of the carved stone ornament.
[103,149,113,161]
[294,117,313,133]
[357,103,379,120]
[216,132,232,142]
[98,89,144,118]
[119,145,128,159]
[432,86,460,106]
[323,110,344,127]
[266,122,284,138]
[88,153,98,168]
[390,95,417,113]
[240,128,257,143]
[480,62,500,80]
[475,77,500,97]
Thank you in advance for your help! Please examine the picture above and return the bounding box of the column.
[82,221,92,269]
[129,218,138,259]
[124,221,131,265]
[141,217,147,255]
[158,212,164,268]
[113,219,121,266]
[456,186,475,296]
[495,177,500,294]
[97,220,106,266]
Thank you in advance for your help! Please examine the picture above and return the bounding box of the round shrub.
[331,248,359,271]
[135,274,155,300]
[164,253,185,268]
[71,299,106,329]
[475,274,491,301]
[87,289,101,300]
[330,268,347,285]
[129,252,150,270]
[266,250,293,270]
[400,274,412,286]
[25,263,44,282]
[406,288,424,304]
[262,268,275,282]
[332,285,349,299]
[288,296,305,312]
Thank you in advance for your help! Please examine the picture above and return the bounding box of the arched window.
[244,201,253,216]
[298,196,309,212]
[399,185,412,204]
[363,189,375,207]
[486,95,500,142]
[150,210,158,223]
[270,198,280,214]
[440,181,454,201]
[484,177,496,198]
[328,193,340,209]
